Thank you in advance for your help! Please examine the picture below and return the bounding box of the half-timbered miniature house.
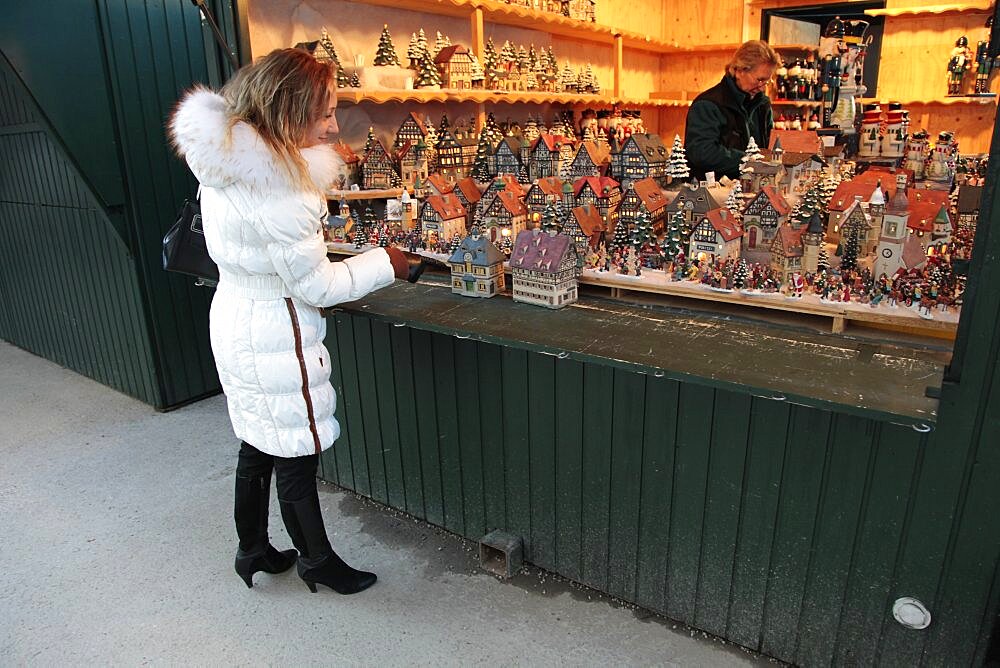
[688,207,743,265]
[742,185,791,254]
[564,141,611,180]
[770,225,806,284]
[492,137,528,182]
[448,228,506,297]
[837,196,876,255]
[396,140,429,191]
[434,44,475,90]
[452,176,482,230]
[425,173,454,197]
[572,175,622,231]
[525,176,566,217]
[617,133,669,184]
[436,130,464,181]
[510,228,579,309]
[480,188,528,244]
[332,140,361,188]
[571,202,608,250]
[955,184,982,231]
[526,134,565,181]
[827,180,891,241]
[420,192,467,246]
[741,160,785,194]
[772,151,824,196]
[394,112,428,151]
[663,182,721,229]
[362,138,400,189]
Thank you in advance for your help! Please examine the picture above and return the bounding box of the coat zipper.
[284,298,322,456]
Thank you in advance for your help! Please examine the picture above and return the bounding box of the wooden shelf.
[327,188,404,200]
[771,99,823,107]
[772,43,818,51]
[865,2,993,17]
[861,95,998,106]
[338,88,691,107]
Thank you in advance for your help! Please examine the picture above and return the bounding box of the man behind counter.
[684,40,781,181]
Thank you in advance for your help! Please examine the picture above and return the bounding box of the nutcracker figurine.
[975,20,998,95]
[829,19,870,135]
[819,17,846,126]
[948,36,973,95]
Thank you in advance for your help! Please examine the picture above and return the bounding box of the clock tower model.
[801,211,825,274]
[875,189,910,277]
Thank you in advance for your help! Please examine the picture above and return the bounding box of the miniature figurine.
[975,20,998,94]
[948,36,974,95]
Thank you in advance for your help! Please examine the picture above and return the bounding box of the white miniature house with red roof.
[688,208,744,265]
[420,192,467,246]
[510,228,579,309]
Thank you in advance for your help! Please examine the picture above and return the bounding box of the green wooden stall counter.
[320,282,960,665]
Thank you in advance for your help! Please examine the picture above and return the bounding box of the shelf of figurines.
[337,88,692,107]
[338,0,742,53]
[864,2,993,18]
[326,240,962,336]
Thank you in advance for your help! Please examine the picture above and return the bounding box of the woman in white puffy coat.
[170,48,417,595]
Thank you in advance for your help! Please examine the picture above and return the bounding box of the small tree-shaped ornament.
[540,201,561,233]
[841,228,860,271]
[484,112,503,146]
[663,212,684,263]
[667,134,690,183]
[500,234,513,257]
[469,54,485,88]
[319,28,351,88]
[559,64,576,92]
[415,51,443,88]
[724,185,743,222]
[610,218,631,252]
[732,258,750,289]
[470,129,494,183]
[517,45,530,73]
[483,38,499,88]
[349,71,361,88]
[373,25,401,66]
[363,127,377,155]
[437,114,451,137]
[379,227,391,248]
[633,208,654,250]
[407,33,421,69]
[743,136,764,164]
[433,31,449,59]
[499,41,516,71]
[449,233,462,255]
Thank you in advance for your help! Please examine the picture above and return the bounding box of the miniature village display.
[320,103,980,323]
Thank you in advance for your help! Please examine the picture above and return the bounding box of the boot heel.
[305,581,318,593]
[235,560,255,589]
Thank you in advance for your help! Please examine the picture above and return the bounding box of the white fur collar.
[168,87,343,192]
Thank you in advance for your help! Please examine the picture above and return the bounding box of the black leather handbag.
[162,196,219,283]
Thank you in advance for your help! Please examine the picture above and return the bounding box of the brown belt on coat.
[284,298,322,456]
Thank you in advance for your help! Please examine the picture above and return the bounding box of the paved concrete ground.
[0,340,769,666]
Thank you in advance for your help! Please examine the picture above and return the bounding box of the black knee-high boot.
[234,443,297,588]
[275,455,376,595]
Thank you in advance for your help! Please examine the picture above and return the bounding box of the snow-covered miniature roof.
[510,228,573,273]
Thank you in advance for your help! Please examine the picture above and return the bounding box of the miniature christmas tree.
[528,45,538,71]
[449,233,462,255]
[610,219,631,252]
[523,117,539,144]
[469,54,485,87]
[407,33,421,69]
[434,31,450,59]
[660,211,684,263]
[817,244,830,272]
[559,64,576,92]
[373,24,401,67]
[740,136,764,174]
[525,69,538,90]
[540,201,560,233]
[581,124,597,142]
[517,45,530,73]
[500,234,513,257]
[725,184,743,221]
[423,117,438,150]
[438,113,451,137]
[318,28,351,89]
[349,71,361,88]
[841,229,860,271]
[470,130,494,183]
[483,112,503,146]
[483,38,499,87]
[416,28,429,62]
[633,209,655,249]
[415,51,442,88]
[379,227,391,248]
[582,63,597,93]
[363,126,377,155]
[667,134,690,183]
[732,258,750,289]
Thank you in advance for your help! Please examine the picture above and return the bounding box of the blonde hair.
[222,48,335,189]
[726,40,781,76]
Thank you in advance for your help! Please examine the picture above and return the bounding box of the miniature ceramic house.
[525,177,567,217]
[617,177,666,231]
[563,140,611,180]
[663,183,721,228]
[362,137,400,189]
[838,196,877,258]
[420,192,467,246]
[394,112,429,152]
[956,184,983,231]
[480,188,529,244]
[434,44,476,89]
[396,140,429,191]
[448,228,506,297]
[769,225,807,285]
[570,202,608,251]
[510,228,579,309]
[492,137,528,182]
[435,129,477,181]
[741,185,791,253]
[332,140,361,188]
[573,175,622,231]
[688,208,743,265]
[526,134,566,180]
[616,133,669,184]
[425,173,454,197]
[452,177,483,230]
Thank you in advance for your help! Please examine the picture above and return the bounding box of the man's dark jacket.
[684,74,773,180]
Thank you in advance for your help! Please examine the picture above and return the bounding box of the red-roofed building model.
[510,228,579,309]
[420,192,466,247]
[742,185,791,256]
[434,44,476,89]
[770,225,806,284]
[480,188,529,244]
[688,208,743,265]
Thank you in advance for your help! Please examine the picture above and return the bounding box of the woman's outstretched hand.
[385,247,427,284]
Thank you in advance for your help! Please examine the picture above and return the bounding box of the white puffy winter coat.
[170,88,395,457]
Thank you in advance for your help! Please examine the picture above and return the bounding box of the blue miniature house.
[448,227,506,298]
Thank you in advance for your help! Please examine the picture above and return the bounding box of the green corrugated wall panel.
[322,313,1000,664]
[0,61,158,405]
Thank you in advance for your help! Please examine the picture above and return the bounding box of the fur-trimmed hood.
[168,87,343,192]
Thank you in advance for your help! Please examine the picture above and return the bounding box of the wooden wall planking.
[662,0,744,45]
[659,52,730,96]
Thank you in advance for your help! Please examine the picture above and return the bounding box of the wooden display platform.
[326,243,959,339]
[865,2,993,17]
[337,88,692,107]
